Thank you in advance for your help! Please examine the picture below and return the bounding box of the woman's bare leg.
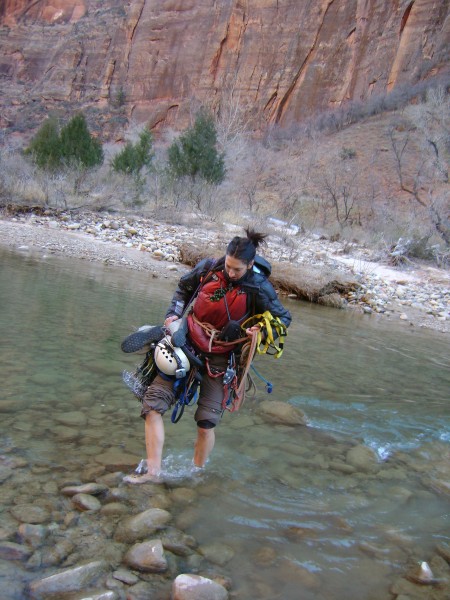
[193,427,215,467]
[145,410,165,475]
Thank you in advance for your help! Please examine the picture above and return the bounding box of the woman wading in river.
[123,228,291,483]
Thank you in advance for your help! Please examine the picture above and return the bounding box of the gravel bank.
[0,212,448,334]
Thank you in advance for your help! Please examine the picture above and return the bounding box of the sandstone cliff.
[0,0,448,136]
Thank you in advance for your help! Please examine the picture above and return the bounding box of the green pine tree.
[168,110,225,184]
[111,129,154,176]
[25,113,103,170]
[25,117,62,170]
[59,114,103,168]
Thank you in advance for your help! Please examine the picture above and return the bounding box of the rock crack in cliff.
[274,0,337,124]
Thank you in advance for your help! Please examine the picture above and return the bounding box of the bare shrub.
[0,147,52,207]
[317,153,377,231]
[387,86,450,246]
[0,144,132,212]
[215,83,251,164]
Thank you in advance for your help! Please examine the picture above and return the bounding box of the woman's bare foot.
[123,471,162,484]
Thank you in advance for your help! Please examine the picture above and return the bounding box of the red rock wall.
[0,0,448,134]
[1,0,86,25]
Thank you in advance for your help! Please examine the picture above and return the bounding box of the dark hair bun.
[245,227,267,249]
[226,228,268,263]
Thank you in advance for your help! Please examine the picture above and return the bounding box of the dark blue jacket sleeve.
[255,278,292,329]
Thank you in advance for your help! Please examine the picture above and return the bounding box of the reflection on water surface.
[0,248,449,599]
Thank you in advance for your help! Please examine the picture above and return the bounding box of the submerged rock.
[172,574,228,600]
[0,466,13,482]
[10,504,51,524]
[199,542,234,566]
[114,508,171,543]
[345,444,379,473]
[123,539,168,573]
[71,493,102,512]
[94,449,139,471]
[53,411,87,427]
[436,542,450,563]
[257,400,307,426]
[0,541,32,561]
[17,523,48,548]
[40,539,74,567]
[28,560,110,599]
[61,482,109,497]
[100,502,130,517]
[406,561,438,584]
[161,527,197,557]
[112,567,139,585]
[78,592,117,600]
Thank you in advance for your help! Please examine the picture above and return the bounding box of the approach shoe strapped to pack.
[121,325,164,353]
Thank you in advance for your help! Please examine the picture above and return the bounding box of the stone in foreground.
[172,574,228,600]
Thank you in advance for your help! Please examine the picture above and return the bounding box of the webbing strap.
[241,311,287,358]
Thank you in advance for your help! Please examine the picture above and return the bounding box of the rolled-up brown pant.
[140,354,229,426]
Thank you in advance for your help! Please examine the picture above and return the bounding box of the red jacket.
[187,270,248,353]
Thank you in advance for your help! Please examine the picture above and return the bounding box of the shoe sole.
[121,326,164,353]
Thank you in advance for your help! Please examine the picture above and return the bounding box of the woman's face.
[225,255,254,282]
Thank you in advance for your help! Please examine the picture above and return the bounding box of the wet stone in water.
[112,567,139,585]
[114,508,172,543]
[71,493,102,512]
[199,542,235,566]
[161,527,198,557]
[123,539,168,573]
[28,560,110,599]
[17,523,48,548]
[172,574,229,600]
[61,482,109,497]
[346,444,379,473]
[10,504,51,524]
[257,400,308,426]
[0,541,32,561]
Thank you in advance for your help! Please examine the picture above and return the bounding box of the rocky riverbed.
[0,210,448,334]
[0,399,449,599]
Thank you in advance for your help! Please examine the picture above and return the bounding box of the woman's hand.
[245,325,260,337]
[164,315,179,327]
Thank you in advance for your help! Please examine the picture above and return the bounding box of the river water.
[0,248,449,599]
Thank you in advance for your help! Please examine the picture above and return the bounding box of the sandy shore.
[1,214,448,335]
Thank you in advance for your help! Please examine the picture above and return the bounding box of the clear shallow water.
[0,248,449,599]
